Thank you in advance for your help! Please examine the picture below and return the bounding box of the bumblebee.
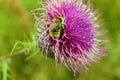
[49,17,65,38]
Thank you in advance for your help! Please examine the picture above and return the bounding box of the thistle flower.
[32,0,107,75]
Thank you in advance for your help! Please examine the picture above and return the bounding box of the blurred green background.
[0,0,120,80]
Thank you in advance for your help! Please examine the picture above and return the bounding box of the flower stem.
[2,61,7,80]
[0,49,27,61]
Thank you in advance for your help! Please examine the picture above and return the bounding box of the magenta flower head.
[32,0,107,74]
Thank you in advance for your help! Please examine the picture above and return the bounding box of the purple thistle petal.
[33,0,107,75]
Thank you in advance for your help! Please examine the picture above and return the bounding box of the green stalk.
[2,61,7,80]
